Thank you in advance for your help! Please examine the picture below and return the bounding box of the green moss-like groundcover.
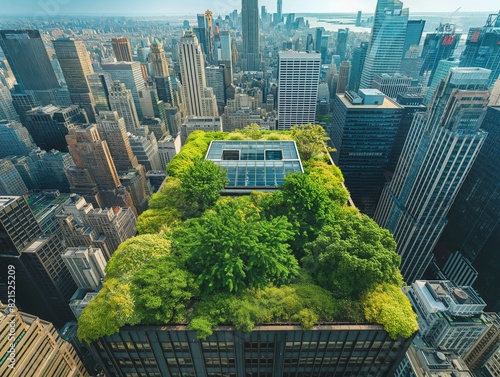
[78,126,418,344]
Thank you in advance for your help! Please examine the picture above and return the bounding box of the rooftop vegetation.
[78,124,418,343]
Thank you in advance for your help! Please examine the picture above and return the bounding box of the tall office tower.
[359,0,409,89]
[87,72,112,113]
[53,38,96,123]
[348,42,368,93]
[436,105,500,310]
[101,61,146,118]
[9,155,40,190]
[149,41,170,78]
[178,30,218,117]
[388,94,426,173]
[63,246,106,290]
[277,51,321,130]
[404,280,488,356]
[314,28,323,51]
[0,196,77,326]
[154,75,173,105]
[0,159,29,195]
[164,104,182,136]
[206,65,226,112]
[111,37,133,62]
[26,104,87,152]
[129,130,161,171]
[83,206,137,253]
[335,29,348,61]
[424,58,460,105]
[374,68,490,283]
[402,19,425,58]
[277,0,282,23]
[0,120,35,158]
[464,313,500,372]
[29,149,74,192]
[241,0,261,71]
[65,124,136,213]
[331,89,403,215]
[460,12,500,87]
[420,23,461,85]
[157,134,181,167]
[0,80,20,121]
[96,111,139,172]
[219,30,232,61]
[0,304,89,376]
[0,30,60,91]
[108,81,140,134]
[439,251,478,287]
[335,61,350,94]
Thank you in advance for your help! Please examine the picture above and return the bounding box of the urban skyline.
[0,0,499,375]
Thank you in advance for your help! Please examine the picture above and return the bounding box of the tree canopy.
[175,198,299,294]
[290,124,332,161]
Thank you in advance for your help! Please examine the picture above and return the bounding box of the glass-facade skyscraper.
[374,68,490,283]
[241,0,261,71]
[360,0,409,89]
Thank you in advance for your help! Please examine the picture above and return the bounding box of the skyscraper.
[0,159,29,195]
[178,30,218,117]
[348,42,368,93]
[374,68,490,283]
[335,28,348,61]
[402,19,425,58]
[359,0,409,89]
[101,61,146,119]
[277,51,321,130]
[420,23,461,85]
[436,104,500,310]
[0,303,89,376]
[331,89,403,215]
[206,65,226,112]
[241,0,260,71]
[460,11,500,87]
[0,30,60,91]
[0,79,20,121]
[149,41,170,78]
[96,111,139,172]
[63,246,106,290]
[111,37,133,62]
[108,81,140,134]
[336,61,350,94]
[0,196,77,326]
[87,72,112,113]
[0,120,35,158]
[53,38,96,122]
[424,58,460,105]
[26,104,88,152]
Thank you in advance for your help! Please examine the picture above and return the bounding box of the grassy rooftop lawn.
[78,125,418,344]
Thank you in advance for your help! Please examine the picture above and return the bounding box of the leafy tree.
[174,198,299,294]
[132,256,198,324]
[290,124,332,161]
[304,160,349,206]
[241,124,262,140]
[178,159,229,217]
[303,212,403,298]
[105,234,171,278]
[264,173,334,255]
[363,284,418,339]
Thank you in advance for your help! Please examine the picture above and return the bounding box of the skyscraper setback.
[241,0,260,71]
[360,0,408,89]
[374,68,490,283]
[111,37,134,62]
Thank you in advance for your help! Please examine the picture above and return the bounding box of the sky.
[2,0,499,16]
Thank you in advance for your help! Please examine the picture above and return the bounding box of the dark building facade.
[92,324,413,377]
[331,89,403,216]
[348,42,368,93]
[436,106,500,310]
[26,104,88,152]
[0,29,60,91]
[0,196,77,327]
[420,23,461,84]
[402,19,425,58]
[460,12,500,87]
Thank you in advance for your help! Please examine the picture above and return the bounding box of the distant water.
[297,12,492,34]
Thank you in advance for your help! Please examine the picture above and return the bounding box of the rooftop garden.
[78,124,418,344]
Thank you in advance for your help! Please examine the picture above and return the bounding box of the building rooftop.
[205,140,303,191]
[340,91,402,109]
